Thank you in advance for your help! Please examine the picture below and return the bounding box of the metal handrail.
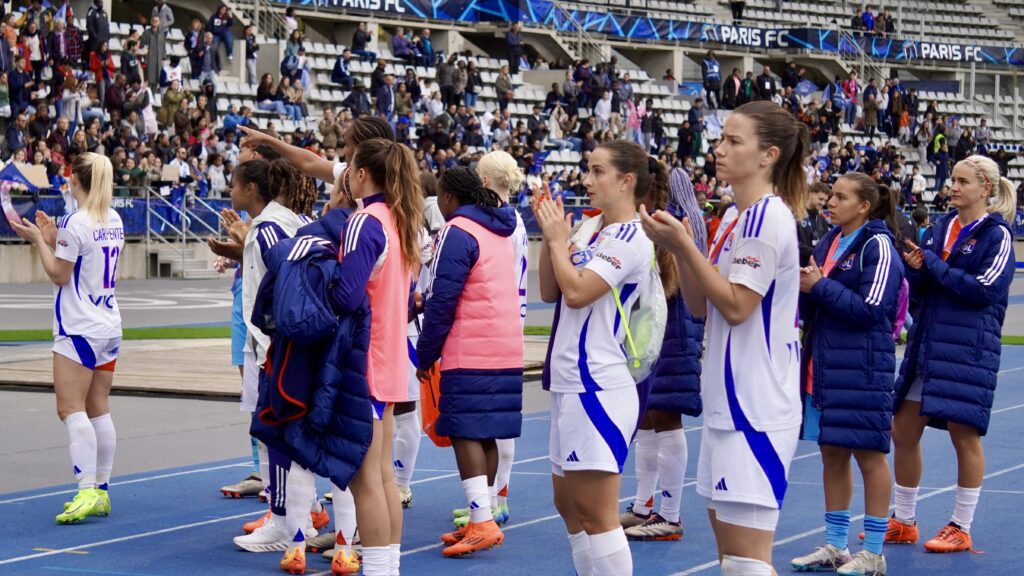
[143,186,225,277]
[837,29,887,82]
[549,0,606,64]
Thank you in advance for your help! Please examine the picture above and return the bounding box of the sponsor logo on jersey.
[58,239,69,248]
[597,253,622,269]
[732,255,761,269]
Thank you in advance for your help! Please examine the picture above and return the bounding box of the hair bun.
[648,156,659,175]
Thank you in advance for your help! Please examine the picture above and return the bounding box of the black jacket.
[797,208,831,266]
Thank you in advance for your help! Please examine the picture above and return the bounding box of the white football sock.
[331,483,357,549]
[568,530,594,576]
[632,428,658,515]
[462,475,491,524]
[589,527,632,576]
[64,411,97,489]
[721,555,773,575]
[284,465,316,544]
[389,542,401,575]
[656,429,687,523]
[493,438,515,507]
[258,441,270,493]
[951,485,981,533]
[894,483,919,522]
[362,546,391,576]
[392,410,420,487]
[90,413,116,488]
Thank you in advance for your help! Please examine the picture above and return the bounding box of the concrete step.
[181,268,223,280]
[151,247,197,259]
[169,258,212,272]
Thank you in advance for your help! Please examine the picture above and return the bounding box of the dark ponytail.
[440,166,502,209]
[734,101,808,219]
[838,172,900,241]
[234,159,274,203]
[599,140,679,296]
[873,183,900,243]
[351,138,424,273]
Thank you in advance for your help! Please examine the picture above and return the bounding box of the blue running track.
[2,347,1024,575]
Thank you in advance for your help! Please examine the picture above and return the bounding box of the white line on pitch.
[0,510,265,565]
[669,461,1024,576]
[0,462,250,505]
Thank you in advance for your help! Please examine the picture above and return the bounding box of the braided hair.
[268,159,317,218]
[440,166,502,209]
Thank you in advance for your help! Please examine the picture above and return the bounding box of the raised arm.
[238,125,336,182]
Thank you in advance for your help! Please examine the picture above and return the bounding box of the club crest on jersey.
[570,247,594,267]
[961,239,976,254]
[723,234,734,253]
[839,254,856,270]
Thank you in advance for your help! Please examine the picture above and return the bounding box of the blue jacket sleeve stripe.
[978,227,1012,286]
[257,222,286,255]
[426,226,452,295]
[343,214,367,256]
[865,235,892,305]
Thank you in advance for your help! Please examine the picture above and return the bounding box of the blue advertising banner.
[271,0,1024,68]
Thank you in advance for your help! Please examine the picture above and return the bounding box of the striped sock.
[824,510,851,550]
[863,514,888,555]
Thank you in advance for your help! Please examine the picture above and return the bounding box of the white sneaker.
[234,514,291,552]
[398,485,412,508]
[791,543,853,572]
[837,550,887,576]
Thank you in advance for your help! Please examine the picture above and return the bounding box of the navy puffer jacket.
[895,211,1015,435]
[646,294,703,416]
[249,212,374,490]
[800,220,904,452]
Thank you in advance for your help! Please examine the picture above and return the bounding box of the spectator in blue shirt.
[416,28,434,67]
[332,49,353,91]
[862,5,875,33]
[208,5,235,62]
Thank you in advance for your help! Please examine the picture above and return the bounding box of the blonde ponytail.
[477,151,525,202]
[73,152,113,224]
[991,177,1018,223]
[959,155,1018,223]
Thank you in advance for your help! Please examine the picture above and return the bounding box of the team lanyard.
[821,233,843,276]
[942,215,985,261]
[708,217,739,269]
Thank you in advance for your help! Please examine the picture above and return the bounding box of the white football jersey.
[52,210,125,339]
[702,195,802,432]
[513,209,528,325]
[547,218,652,394]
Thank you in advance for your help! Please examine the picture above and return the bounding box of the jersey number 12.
[101,246,120,289]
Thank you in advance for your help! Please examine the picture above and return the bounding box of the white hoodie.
[242,200,306,367]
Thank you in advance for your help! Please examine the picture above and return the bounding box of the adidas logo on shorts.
[715,477,728,492]
[566,451,580,463]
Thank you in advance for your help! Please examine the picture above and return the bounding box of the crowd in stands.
[0,2,1018,230]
